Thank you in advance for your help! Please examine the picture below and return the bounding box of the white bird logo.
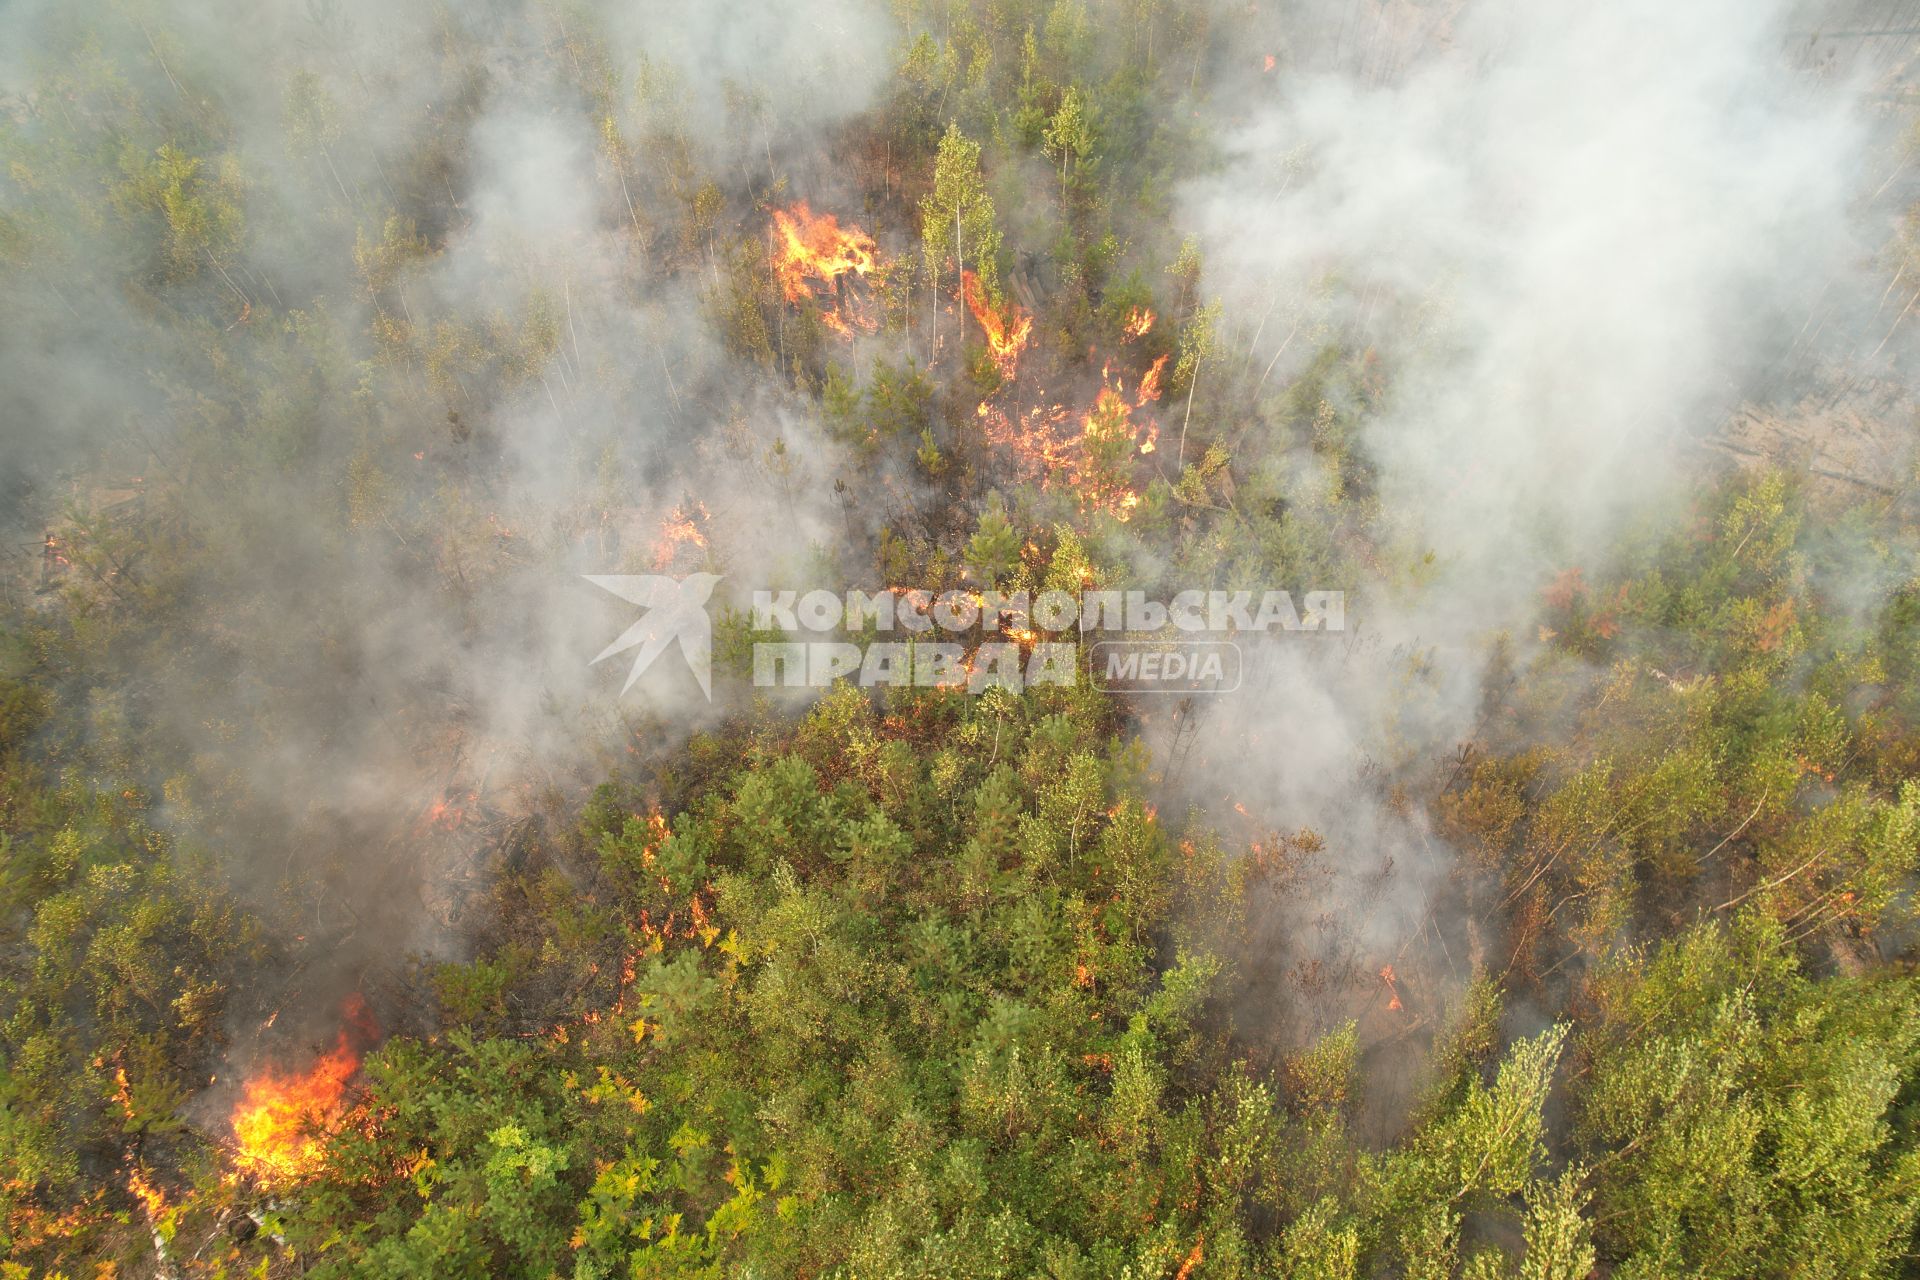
[584,573,723,699]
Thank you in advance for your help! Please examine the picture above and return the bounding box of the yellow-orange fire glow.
[1122,307,1155,339]
[126,1164,168,1221]
[652,500,710,570]
[422,791,476,832]
[111,1066,137,1120]
[230,997,373,1183]
[972,350,1163,521]
[1136,354,1168,406]
[771,203,879,335]
[961,270,1033,375]
[1380,965,1404,1013]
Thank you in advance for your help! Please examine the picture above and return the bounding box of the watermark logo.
[1089,640,1243,694]
[584,573,722,699]
[587,580,1340,699]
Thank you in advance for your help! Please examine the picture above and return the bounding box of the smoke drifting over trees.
[1157,0,1898,1074]
[1,0,900,970]
[4,0,1920,1274]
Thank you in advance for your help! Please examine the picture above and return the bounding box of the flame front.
[771,203,879,335]
[961,270,1033,376]
[1136,354,1168,406]
[652,500,710,570]
[230,1032,360,1183]
[126,1164,168,1221]
[974,356,1161,521]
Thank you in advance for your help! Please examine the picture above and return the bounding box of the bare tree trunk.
[1179,360,1200,466]
[320,143,352,205]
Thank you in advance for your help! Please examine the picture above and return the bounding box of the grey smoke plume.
[1196,0,1870,591]
[0,0,895,1029]
[1155,0,1894,1072]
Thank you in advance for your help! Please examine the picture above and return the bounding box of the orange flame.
[230,996,374,1183]
[422,792,475,832]
[1379,965,1404,1013]
[126,1164,168,1221]
[961,270,1033,376]
[974,366,1161,521]
[1078,387,1151,519]
[963,289,1164,518]
[231,1039,357,1182]
[771,203,879,335]
[651,500,710,570]
[1136,354,1168,406]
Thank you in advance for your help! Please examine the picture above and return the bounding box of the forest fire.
[229,997,374,1184]
[422,790,475,831]
[973,345,1162,520]
[961,269,1033,375]
[3,0,1913,1271]
[1136,354,1168,406]
[977,400,1071,482]
[771,203,879,335]
[126,1164,168,1220]
[652,499,710,570]
[39,531,69,589]
[976,398,1155,520]
[1077,387,1152,518]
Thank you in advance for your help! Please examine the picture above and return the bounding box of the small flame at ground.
[422,790,476,832]
[1122,307,1155,339]
[126,1163,168,1221]
[973,351,1162,521]
[1379,965,1404,1013]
